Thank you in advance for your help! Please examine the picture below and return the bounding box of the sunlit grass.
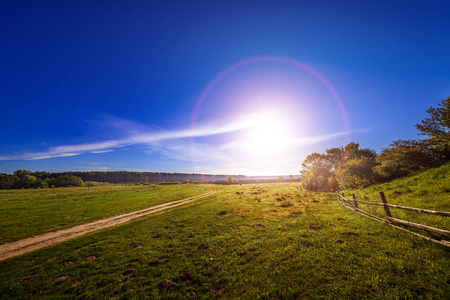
[0,184,210,243]
[1,183,448,299]
[215,183,319,217]
[343,162,450,239]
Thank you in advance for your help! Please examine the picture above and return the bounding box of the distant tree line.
[0,170,247,189]
[213,175,300,185]
[300,97,450,191]
[0,170,85,189]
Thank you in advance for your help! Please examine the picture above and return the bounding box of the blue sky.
[1,0,449,175]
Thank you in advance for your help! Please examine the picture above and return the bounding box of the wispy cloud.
[0,114,262,161]
[0,140,122,161]
[0,113,369,163]
[288,131,351,146]
[144,129,368,174]
[90,150,114,154]
[146,140,234,163]
[27,153,81,161]
[220,130,355,152]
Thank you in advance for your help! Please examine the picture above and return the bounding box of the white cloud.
[27,153,81,160]
[90,150,114,154]
[0,113,368,168]
[0,114,261,161]
[146,140,234,163]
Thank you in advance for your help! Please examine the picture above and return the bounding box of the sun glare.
[243,112,291,156]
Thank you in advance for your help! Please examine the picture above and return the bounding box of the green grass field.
[0,184,209,244]
[0,175,449,298]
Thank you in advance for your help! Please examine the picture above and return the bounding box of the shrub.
[48,175,85,187]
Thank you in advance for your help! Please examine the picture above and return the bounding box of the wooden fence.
[336,191,450,247]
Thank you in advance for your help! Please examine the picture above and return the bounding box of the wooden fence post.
[352,194,358,208]
[379,192,392,219]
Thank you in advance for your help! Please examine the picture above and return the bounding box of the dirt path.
[0,190,215,262]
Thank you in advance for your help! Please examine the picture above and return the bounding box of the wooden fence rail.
[337,194,450,216]
[337,191,450,247]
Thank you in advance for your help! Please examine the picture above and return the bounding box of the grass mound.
[343,162,450,240]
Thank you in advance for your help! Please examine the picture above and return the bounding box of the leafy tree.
[335,143,378,189]
[374,139,437,180]
[337,157,376,189]
[13,170,31,178]
[48,175,85,187]
[19,174,39,188]
[344,142,377,160]
[415,97,450,156]
[325,147,345,172]
[11,170,41,188]
[300,153,333,191]
[0,174,19,189]
[300,143,378,191]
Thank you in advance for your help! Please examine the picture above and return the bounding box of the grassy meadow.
[0,177,449,299]
[0,184,209,244]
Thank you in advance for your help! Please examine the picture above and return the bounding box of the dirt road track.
[0,190,215,262]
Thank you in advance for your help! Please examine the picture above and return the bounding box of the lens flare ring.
[190,55,351,181]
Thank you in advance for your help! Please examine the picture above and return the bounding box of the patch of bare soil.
[45,256,59,263]
[83,255,97,262]
[130,243,144,249]
[72,280,82,286]
[212,281,228,293]
[197,243,208,250]
[149,259,163,266]
[129,260,140,265]
[0,191,215,262]
[52,276,69,285]
[122,268,137,277]
[17,273,40,283]
[63,260,74,267]
[158,279,179,292]
[179,271,193,281]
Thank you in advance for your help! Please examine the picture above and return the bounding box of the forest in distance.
[0,97,448,191]
[0,171,249,189]
[0,170,300,189]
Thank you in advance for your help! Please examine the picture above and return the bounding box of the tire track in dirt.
[0,191,215,262]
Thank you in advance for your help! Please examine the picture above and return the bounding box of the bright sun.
[243,112,291,156]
